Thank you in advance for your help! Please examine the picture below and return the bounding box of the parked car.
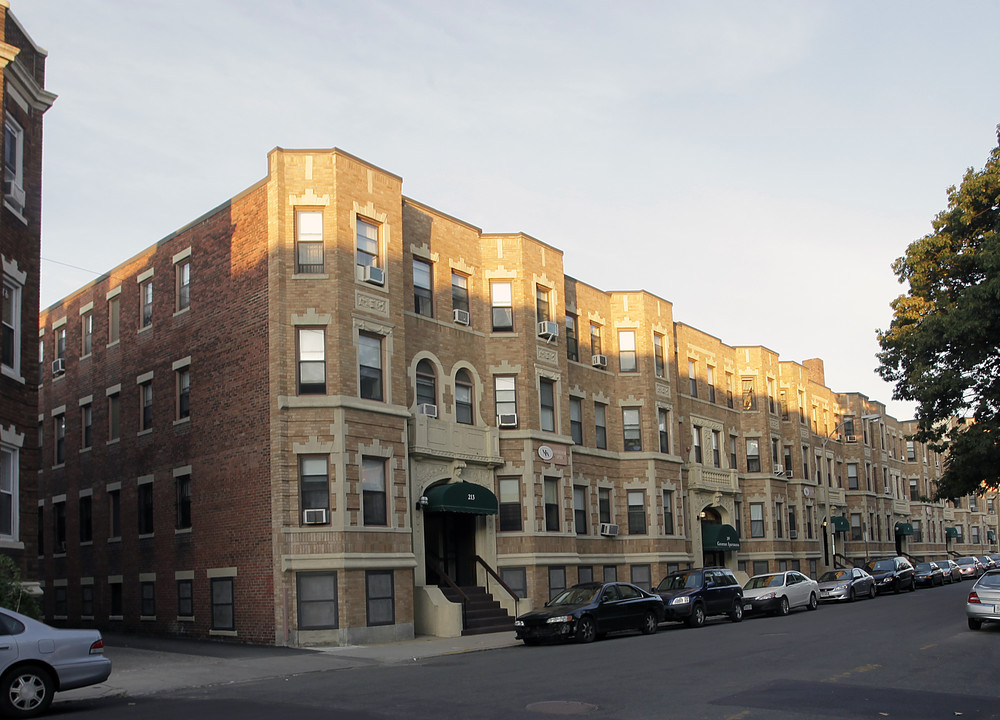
[967,569,1000,630]
[817,567,876,602]
[989,554,1000,567]
[514,582,665,644]
[955,556,985,579]
[934,558,962,583]
[978,556,997,571]
[864,557,916,594]
[654,567,743,628]
[914,562,946,588]
[0,607,111,718]
[742,571,819,616]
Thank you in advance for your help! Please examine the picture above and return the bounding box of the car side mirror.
[705,581,716,588]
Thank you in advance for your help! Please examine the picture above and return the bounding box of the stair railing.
[475,554,520,616]
[426,554,468,628]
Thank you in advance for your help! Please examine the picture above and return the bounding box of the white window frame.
[1,275,22,379]
[0,444,18,540]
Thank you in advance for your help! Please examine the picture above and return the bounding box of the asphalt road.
[51,580,1000,720]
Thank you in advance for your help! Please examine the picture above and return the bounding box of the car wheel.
[807,593,818,611]
[640,611,658,635]
[576,616,597,643]
[776,596,790,616]
[848,586,856,602]
[969,618,983,631]
[729,600,744,623]
[909,578,916,592]
[868,583,877,599]
[1,665,54,719]
[686,604,706,628]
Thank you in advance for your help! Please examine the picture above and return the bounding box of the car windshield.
[819,570,848,582]
[867,560,894,573]
[745,574,783,589]
[956,557,976,565]
[658,572,703,591]
[915,563,933,572]
[978,573,1000,589]
[548,586,598,606]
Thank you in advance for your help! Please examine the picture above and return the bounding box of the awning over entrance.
[702,524,741,551]
[831,516,850,533]
[894,522,914,536]
[988,530,996,542]
[945,526,959,539]
[423,481,498,515]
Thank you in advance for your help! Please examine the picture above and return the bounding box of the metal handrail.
[426,554,468,627]
[474,554,520,613]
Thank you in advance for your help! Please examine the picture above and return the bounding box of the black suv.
[654,567,743,627]
[864,557,916,594]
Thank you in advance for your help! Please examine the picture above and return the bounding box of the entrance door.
[424,512,478,587]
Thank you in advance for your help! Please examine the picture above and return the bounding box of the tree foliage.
[0,555,39,618]
[877,125,1000,499]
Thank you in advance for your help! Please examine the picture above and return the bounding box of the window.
[211,577,235,631]
[544,478,559,532]
[623,408,641,451]
[108,392,120,442]
[141,581,155,617]
[55,327,66,371]
[108,295,120,344]
[365,570,394,626]
[775,502,783,538]
[912,519,922,543]
[653,333,666,378]
[298,572,338,630]
[3,117,24,213]
[54,586,67,617]
[767,378,776,414]
[81,404,92,449]
[598,487,611,525]
[356,217,380,269]
[415,359,436,407]
[787,505,796,539]
[730,436,737,469]
[37,339,42,382]
[548,567,566,600]
[630,565,653,591]
[726,373,735,408]
[750,503,764,538]
[140,279,153,329]
[663,490,674,535]
[566,314,579,362]
[491,282,513,331]
[658,409,669,453]
[175,259,192,310]
[299,456,329,518]
[413,258,433,316]
[784,446,793,478]
[688,360,698,397]
[803,446,810,480]
[455,369,474,425]
[692,426,702,463]
[494,375,517,423]
[535,285,550,323]
[0,446,17,538]
[140,380,153,431]
[711,430,721,468]
[77,495,94,543]
[570,397,583,445]
[81,585,94,617]
[618,331,637,372]
[500,567,527,598]
[362,457,386,526]
[138,481,154,535]
[906,440,916,462]
[108,487,121,538]
[847,463,859,490]
[451,272,469,318]
[573,486,587,535]
[850,513,862,541]
[297,328,325,395]
[54,414,65,465]
[81,312,93,357]
[53,501,66,553]
[594,402,607,449]
[176,474,191,530]
[176,368,191,419]
[296,210,324,273]
[359,333,383,401]
[2,278,20,373]
[539,378,555,432]
[742,378,756,410]
[603,566,618,583]
[627,491,646,535]
[178,579,193,617]
[498,478,522,532]
[590,323,602,356]
[110,581,123,617]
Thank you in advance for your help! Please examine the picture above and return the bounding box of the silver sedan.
[0,608,111,717]
[967,570,1000,631]
[817,567,876,602]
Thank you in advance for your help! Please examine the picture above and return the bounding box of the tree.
[877,125,1000,499]
[0,555,39,618]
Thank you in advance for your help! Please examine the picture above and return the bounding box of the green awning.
[894,522,914,536]
[945,526,959,538]
[988,530,996,542]
[423,481,498,515]
[831,516,850,533]
[702,524,741,551]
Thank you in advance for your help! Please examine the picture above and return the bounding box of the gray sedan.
[967,570,1000,631]
[0,608,111,717]
[817,567,876,602]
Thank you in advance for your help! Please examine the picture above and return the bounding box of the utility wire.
[41,256,101,276]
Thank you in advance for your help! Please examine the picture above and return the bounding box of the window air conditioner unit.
[784,470,794,478]
[845,435,858,443]
[417,403,438,418]
[599,523,619,537]
[362,265,385,286]
[773,465,784,476]
[302,508,329,525]
[51,358,65,375]
[591,354,608,368]
[3,180,25,211]
[497,413,518,428]
[789,529,798,539]
[536,321,559,340]
[453,309,470,326]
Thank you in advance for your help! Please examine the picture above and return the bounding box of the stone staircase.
[440,585,515,636]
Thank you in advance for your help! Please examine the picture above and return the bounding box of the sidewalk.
[56,631,521,703]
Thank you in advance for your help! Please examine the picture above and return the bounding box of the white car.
[743,571,820,616]
[967,569,1000,630]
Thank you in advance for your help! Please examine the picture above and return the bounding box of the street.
[50,580,1000,720]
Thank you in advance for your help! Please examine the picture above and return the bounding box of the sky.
[12,0,1000,422]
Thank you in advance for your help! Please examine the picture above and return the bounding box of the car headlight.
[757,592,776,600]
[834,584,848,591]
[670,596,690,606]
[546,615,573,624]
[514,620,524,627]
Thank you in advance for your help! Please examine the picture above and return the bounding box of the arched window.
[416,360,436,407]
[455,369,474,425]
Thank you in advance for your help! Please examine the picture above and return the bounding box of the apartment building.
[37,146,995,647]
[0,2,54,581]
